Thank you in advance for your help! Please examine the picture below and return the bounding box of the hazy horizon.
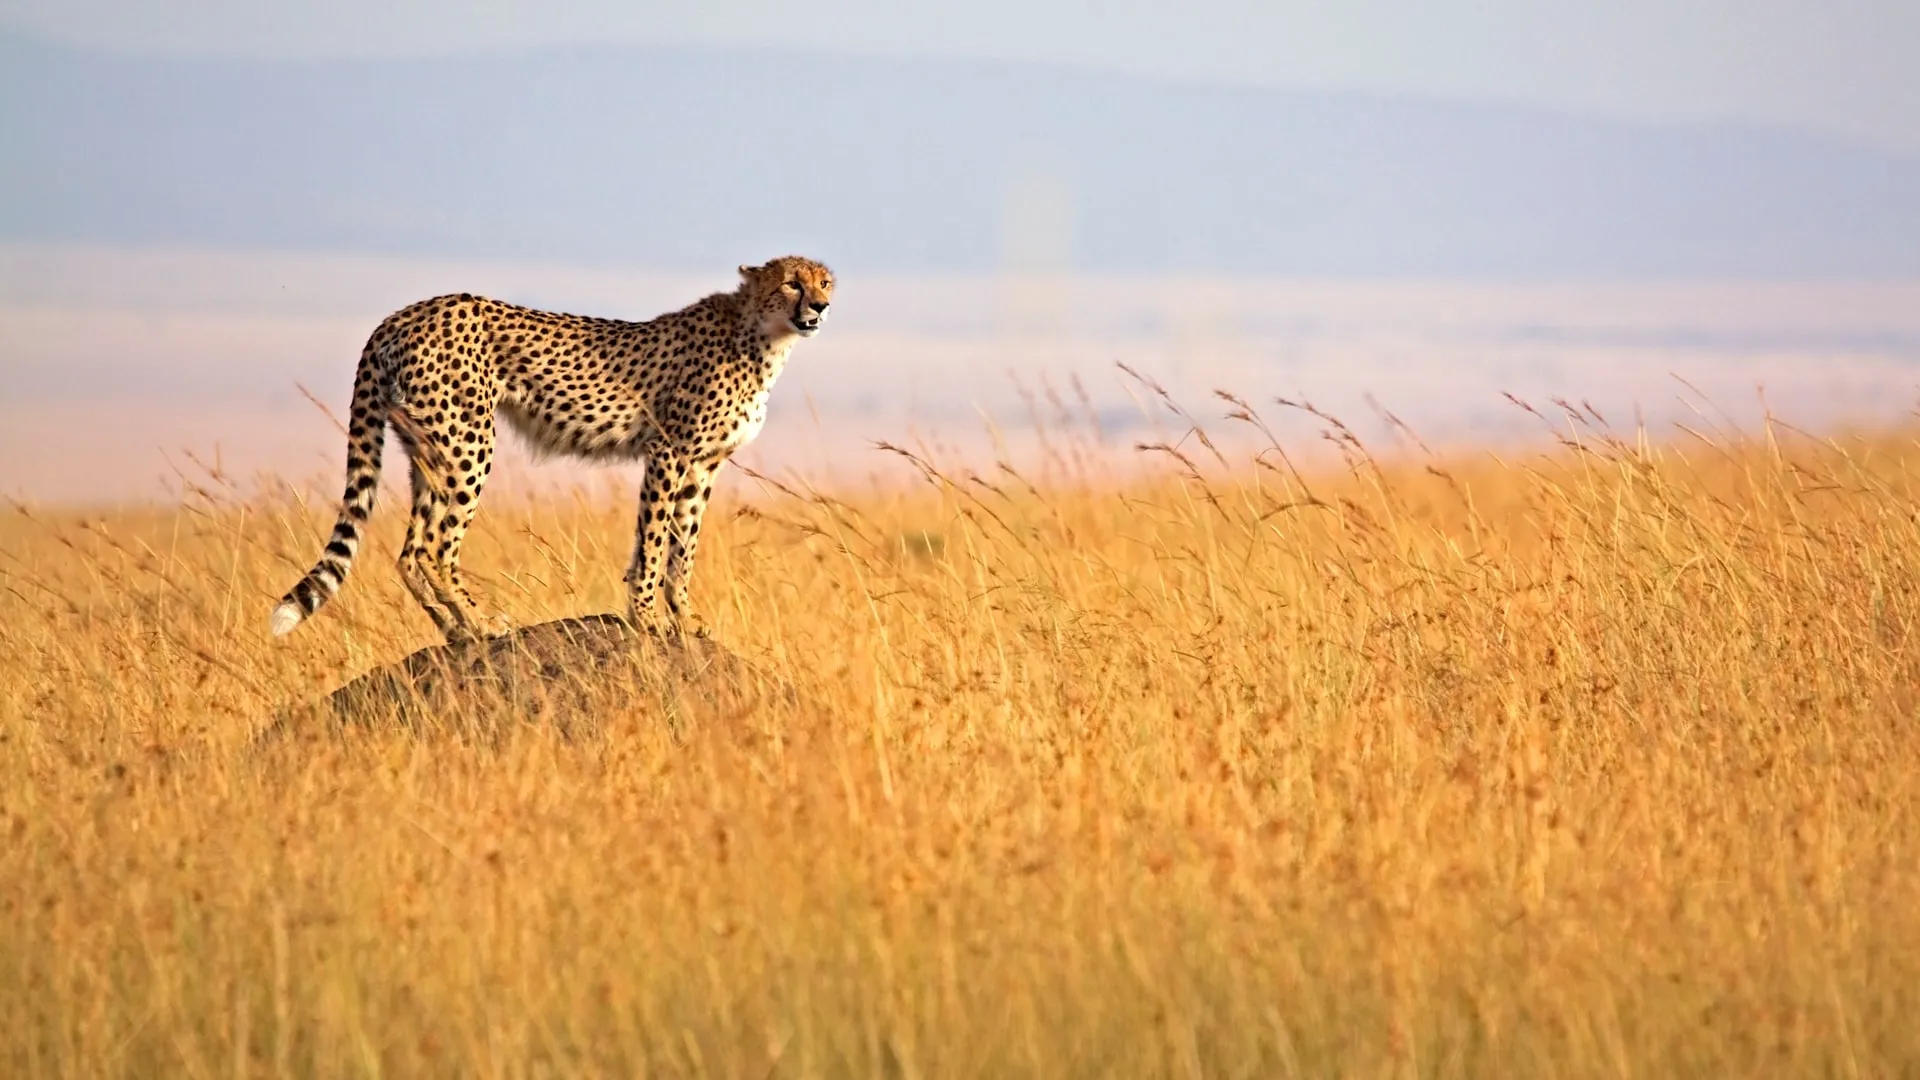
[5,243,1917,504]
[3,4,1917,503]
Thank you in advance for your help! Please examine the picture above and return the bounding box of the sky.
[2,0,1917,153]
[6,0,1920,502]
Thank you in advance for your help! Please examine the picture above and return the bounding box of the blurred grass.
[4,388,1920,1077]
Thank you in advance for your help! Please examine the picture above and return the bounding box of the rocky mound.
[257,614,795,744]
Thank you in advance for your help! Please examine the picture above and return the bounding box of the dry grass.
[5,390,1920,1078]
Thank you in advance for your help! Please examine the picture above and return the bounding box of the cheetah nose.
[808,300,828,314]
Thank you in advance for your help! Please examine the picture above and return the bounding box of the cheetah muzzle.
[270,255,836,644]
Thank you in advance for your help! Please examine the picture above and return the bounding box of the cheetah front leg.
[624,456,682,636]
[661,457,723,639]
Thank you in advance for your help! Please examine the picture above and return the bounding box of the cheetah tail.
[269,384,390,637]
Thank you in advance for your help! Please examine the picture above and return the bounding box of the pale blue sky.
[3,0,1917,152]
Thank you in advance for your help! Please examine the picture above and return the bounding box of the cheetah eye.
[783,280,801,292]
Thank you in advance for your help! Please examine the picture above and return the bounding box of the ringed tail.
[270,347,387,636]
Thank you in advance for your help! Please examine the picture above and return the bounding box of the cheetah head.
[740,256,835,340]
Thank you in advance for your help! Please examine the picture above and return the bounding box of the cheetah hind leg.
[433,432,513,638]
[395,434,482,643]
[397,485,475,642]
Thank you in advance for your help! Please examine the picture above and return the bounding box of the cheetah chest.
[716,390,772,455]
[704,341,793,456]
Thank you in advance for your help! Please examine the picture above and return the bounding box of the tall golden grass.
[4,388,1920,1077]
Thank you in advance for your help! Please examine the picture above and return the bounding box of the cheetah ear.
[738,263,763,282]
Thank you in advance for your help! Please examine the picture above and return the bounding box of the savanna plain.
[5,391,1920,1078]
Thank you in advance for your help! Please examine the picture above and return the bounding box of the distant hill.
[3,33,1917,277]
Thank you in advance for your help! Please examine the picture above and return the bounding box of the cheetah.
[269,255,835,643]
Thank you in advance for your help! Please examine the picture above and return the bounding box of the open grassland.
[4,396,1920,1077]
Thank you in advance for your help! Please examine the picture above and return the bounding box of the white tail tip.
[269,602,303,637]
